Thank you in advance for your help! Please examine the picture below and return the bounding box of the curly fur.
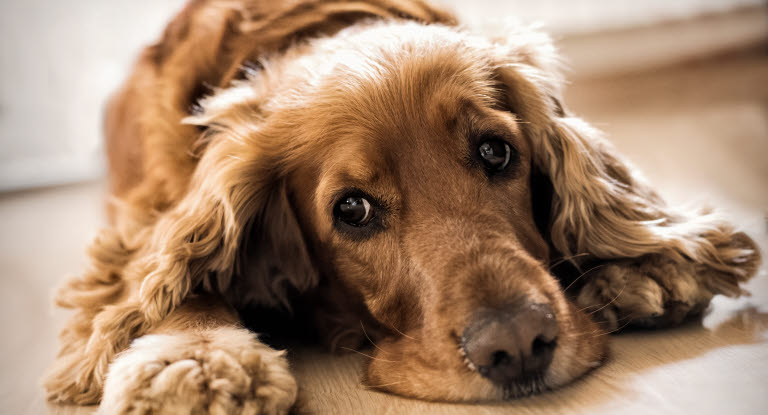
[44,0,761,412]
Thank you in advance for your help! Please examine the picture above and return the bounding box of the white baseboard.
[0,153,105,192]
[559,6,768,80]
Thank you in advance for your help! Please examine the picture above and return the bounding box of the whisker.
[594,315,635,336]
[339,346,399,363]
[566,312,635,338]
[563,263,608,294]
[590,312,633,326]
[360,321,387,354]
[565,328,602,338]
[568,311,635,336]
[328,328,361,352]
[549,252,591,270]
[586,279,627,315]
[389,324,417,341]
[365,380,407,389]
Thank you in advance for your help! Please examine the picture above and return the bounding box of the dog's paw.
[99,327,297,415]
[576,257,717,330]
[576,231,761,330]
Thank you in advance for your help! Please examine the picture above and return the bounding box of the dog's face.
[203,22,607,401]
[288,76,606,400]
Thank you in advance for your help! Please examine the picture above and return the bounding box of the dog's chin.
[363,303,608,402]
[501,376,548,400]
[364,344,585,402]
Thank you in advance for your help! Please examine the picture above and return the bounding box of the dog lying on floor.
[44,0,761,412]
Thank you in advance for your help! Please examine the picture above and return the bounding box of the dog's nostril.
[531,335,557,357]
[491,350,510,367]
[462,302,559,385]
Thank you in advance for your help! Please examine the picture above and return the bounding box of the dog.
[44,0,761,412]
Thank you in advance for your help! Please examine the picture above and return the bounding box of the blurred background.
[0,0,765,192]
[0,1,767,414]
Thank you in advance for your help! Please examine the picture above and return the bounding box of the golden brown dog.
[45,0,761,412]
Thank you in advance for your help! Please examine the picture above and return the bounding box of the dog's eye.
[478,140,512,171]
[335,196,373,226]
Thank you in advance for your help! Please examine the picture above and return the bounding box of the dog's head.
[135,21,751,401]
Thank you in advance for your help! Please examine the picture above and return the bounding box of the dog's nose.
[462,302,559,384]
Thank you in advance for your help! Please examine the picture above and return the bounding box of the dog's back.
[104,0,455,219]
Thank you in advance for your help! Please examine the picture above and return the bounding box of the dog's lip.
[456,332,479,372]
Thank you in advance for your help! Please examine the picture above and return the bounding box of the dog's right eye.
[478,140,512,171]
[335,196,373,226]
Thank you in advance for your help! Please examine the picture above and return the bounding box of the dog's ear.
[233,180,319,310]
[134,95,317,323]
[489,26,760,293]
[529,165,554,240]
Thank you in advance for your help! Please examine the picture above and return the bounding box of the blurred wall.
[0,0,762,191]
[0,0,185,191]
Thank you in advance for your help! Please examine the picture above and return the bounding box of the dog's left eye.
[335,196,373,226]
[478,140,512,171]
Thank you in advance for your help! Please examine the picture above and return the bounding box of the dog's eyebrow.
[467,126,517,147]
[464,101,523,143]
[436,98,483,135]
[319,169,377,208]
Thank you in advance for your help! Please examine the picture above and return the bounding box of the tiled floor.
[1,38,766,415]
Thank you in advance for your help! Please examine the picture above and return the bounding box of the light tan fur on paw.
[576,258,705,330]
[99,327,297,415]
[577,239,760,330]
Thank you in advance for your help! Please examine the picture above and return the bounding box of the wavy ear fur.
[46,94,318,403]
[135,132,317,323]
[490,23,761,326]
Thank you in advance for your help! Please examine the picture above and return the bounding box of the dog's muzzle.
[461,302,559,385]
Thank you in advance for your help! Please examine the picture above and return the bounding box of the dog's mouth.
[500,375,548,399]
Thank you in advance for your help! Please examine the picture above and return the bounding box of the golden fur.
[45,0,761,412]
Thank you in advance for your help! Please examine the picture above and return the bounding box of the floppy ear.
[541,104,760,262]
[134,92,318,323]
[490,25,761,326]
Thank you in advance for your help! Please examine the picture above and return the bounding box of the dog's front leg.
[575,231,761,330]
[98,295,297,415]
